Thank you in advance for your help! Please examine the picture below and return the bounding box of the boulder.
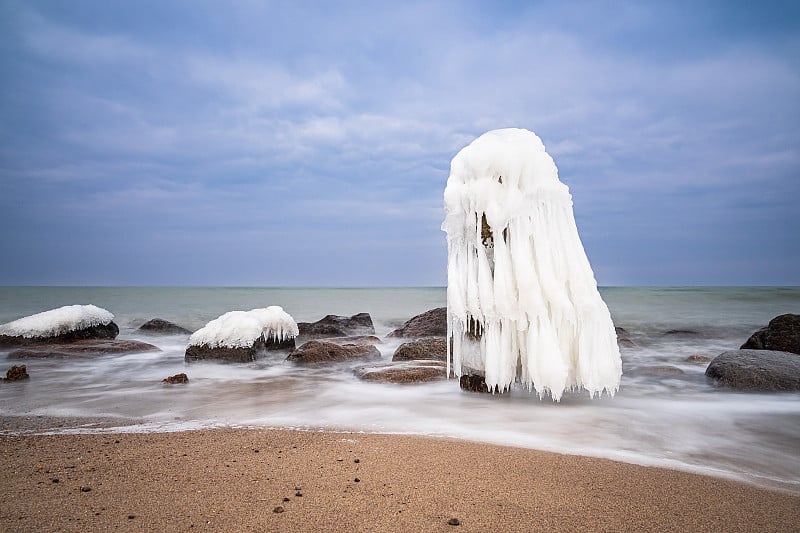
[388,307,447,338]
[705,349,800,391]
[740,314,800,355]
[0,322,119,347]
[286,340,380,365]
[297,313,375,338]
[185,335,294,363]
[8,339,159,359]
[138,318,191,335]
[392,337,447,362]
[3,365,29,381]
[354,361,446,384]
[163,373,189,384]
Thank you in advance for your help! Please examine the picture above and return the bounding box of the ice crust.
[0,304,115,338]
[442,128,622,400]
[188,306,299,349]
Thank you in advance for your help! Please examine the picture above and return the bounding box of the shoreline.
[1,425,798,532]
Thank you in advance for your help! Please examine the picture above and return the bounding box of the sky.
[0,1,798,286]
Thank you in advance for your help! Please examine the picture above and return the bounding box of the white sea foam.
[443,128,622,400]
[188,306,298,348]
[0,304,114,338]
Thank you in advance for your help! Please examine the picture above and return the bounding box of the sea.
[1,286,798,493]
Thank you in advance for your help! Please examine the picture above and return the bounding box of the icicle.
[442,128,622,400]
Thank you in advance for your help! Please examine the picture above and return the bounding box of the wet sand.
[1,427,798,532]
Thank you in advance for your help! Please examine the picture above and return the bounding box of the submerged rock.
[392,337,447,362]
[626,365,685,377]
[686,354,713,363]
[354,360,446,383]
[297,313,375,338]
[616,327,636,347]
[138,318,191,335]
[740,314,800,355]
[705,349,800,391]
[387,307,447,338]
[3,365,29,381]
[8,339,159,359]
[162,373,189,384]
[286,340,380,365]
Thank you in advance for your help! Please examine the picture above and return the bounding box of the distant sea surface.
[1,286,799,493]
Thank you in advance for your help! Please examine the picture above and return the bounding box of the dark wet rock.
[741,314,800,355]
[686,354,713,363]
[392,337,447,362]
[138,318,191,335]
[616,327,636,347]
[0,322,119,347]
[705,349,800,391]
[162,373,189,384]
[626,365,685,377]
[354,361,446,384]
[324,335,382,345]
[297,313,375,338]
[662,329,700,336]
[459,373,497,393]
[388,307,447,338]
[8,339,159,359]
[185,335,295,363]
[448,518,461,526]
[354,478,360,483]
[80,486,92,492]
[3,365,29,381]
[286,340,380,365]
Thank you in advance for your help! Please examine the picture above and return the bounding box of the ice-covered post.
[442,128,621,400]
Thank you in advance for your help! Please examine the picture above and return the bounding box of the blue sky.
[1,1,798,286]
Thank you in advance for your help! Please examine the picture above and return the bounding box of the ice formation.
[442,128,622,400]
[188,306,299,348]
[0,304,114,338]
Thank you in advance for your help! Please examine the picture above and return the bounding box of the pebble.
[448,518,461,526]
[295,492,303,497]
[295,485,302,491]
[282,497,290,502]
[51,478,59,483]
[273,506,284,514]
[80,486,92,492]
[354,478,360,483]
[354,458,360,463]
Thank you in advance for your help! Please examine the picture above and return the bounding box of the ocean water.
[1,286,798,493]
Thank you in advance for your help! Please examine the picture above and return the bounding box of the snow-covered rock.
[0,305,118,346]
[442,128,622,400]
[185,306,298,363]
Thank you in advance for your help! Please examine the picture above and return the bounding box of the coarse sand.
[1,428,798,532]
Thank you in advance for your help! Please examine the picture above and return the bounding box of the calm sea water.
[1,286,798,493]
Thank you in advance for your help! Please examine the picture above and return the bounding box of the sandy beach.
[1,425,797,532]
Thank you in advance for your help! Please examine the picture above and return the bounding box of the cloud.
[0,1,798,285]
